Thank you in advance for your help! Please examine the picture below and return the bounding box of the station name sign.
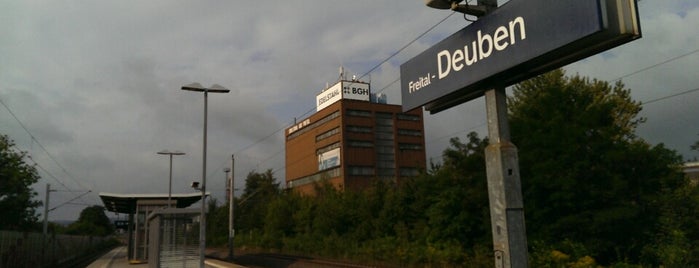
[400,0,641,113]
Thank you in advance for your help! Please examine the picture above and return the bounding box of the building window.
[375,112,395,179]
[346,109,371,117]
[375,126,393,133]
[348,140,373,148]
[376,118,394,127]
[376,146,393,154]
[317,142,340,155]
[375,132,394,140]
[400,167,420,177]
[348,166,375,176]
[377,168,395,177]
[376,112,392,118]
[316,127,339,142]
[346,125,372,133]
[398,129,422,136]
[287,111,340,140]
[288,167,341,188]
[375,140,394,146]
[377,153,395,161]
[377,160,395,169]
[397,114,420,121]
[399,143,423,151]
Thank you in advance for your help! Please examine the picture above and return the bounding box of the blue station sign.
[401,0,641,113]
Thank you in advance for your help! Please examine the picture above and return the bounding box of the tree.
[65,205,114,236]
[0,134,41,231]
[236,169,280,233]
[205,197,229,246]
[403,133,491,248]
[508,69,686,264]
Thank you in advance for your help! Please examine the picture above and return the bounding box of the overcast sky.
[1,0,698,221]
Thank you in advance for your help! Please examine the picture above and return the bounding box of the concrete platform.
[87,246,247,268]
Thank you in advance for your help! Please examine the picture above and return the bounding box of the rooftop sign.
[317,80,371,112]
[401,0,641,113]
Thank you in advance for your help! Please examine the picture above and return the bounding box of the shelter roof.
[99,192,207,214]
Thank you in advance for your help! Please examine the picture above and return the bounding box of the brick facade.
[285,98,426,195]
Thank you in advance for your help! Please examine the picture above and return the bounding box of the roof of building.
[98,192,207,214]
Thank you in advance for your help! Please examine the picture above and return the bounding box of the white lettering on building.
[317,87,340,107]
[316,81,370,111]
[287,118,311,135]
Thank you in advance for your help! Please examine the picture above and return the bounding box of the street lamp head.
[425,0,458,9]
[158,150,186,156]
[425,0,496,17]
[208,84,229,93]
[181,82,230,93]
[181,82,204,92]
[224,167,231,173]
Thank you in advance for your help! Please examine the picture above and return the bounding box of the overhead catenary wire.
[246,78,405,174]
[256,12,457,155]
[207,12,460,180]
[611,48,699,82]
[269,60,699,182]
[640,87,699,106]
[0,97,98,205]
[356,12,458,81]
[223,14,699,184]
[0,98,91,190]
[26,154,71,191]
[8,145,99,213]
[50,190,92,212]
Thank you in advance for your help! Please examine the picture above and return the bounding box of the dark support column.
[128,213,134,262]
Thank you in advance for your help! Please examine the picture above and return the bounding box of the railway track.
[223,252,381,268]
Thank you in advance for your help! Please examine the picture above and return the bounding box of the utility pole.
[42,183,52,264]
[228,154,235,261]
[484,87,528,268]
[43,184,51,236]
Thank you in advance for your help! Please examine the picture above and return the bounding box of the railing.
[0,230,115,268]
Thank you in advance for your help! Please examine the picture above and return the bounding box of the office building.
[285,78,426,194]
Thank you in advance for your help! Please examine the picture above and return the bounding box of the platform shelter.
[98,192,206,264]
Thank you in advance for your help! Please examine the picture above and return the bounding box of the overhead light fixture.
[424,0,497,17]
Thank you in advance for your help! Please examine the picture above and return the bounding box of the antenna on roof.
[339,65,345,81]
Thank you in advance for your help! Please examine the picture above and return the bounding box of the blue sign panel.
[401,0,640,113]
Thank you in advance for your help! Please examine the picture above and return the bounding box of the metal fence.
[0,230,112,268]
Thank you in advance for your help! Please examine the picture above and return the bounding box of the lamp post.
[157,150,185,208]
[42,183,56,263]
[181,82,230,268]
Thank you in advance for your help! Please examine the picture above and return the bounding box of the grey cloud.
[2,0,698,221]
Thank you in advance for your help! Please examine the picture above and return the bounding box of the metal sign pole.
[484,87,528,268]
